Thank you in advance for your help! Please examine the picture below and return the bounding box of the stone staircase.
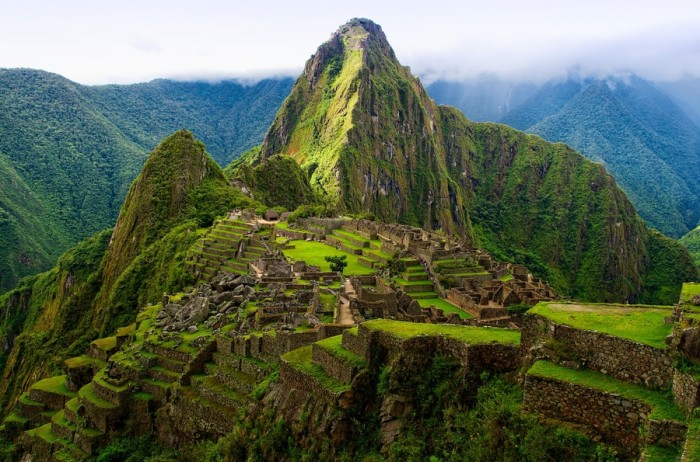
[188,219,256,281]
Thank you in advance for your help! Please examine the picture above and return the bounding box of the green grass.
[91,336,117,351]
[680,283,700,311]
[683,418,700,461]
[528,361,685,422]
[28,423,59,443]
[3,413,28,424]
[282,239,374,275]
[315,335,367,368]
[282,346,350,394]
[65,398,80,414]
[362,319,520,345]
[78,383,118,409]
[499,274,514,282]
[642,444,681,462]
[417,298,474,320]
[395,277,432,286]
[319,293,337,311]
[31,375,74,397]
[529,302,673,349]
[64,355,105,369]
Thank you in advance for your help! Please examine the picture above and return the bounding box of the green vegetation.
[232,154,316,210]
[501,75,700,239]
[639,230,699,305]
[324,255,348,274]
[30,375,73,397]
[528,361,685,421]
[315,335,367,368]
[281,239,373,275]
[0,70,291,293]
[681,226,700,268]
[681,282,700,311]
[416,298,473,319]
[282,346,350,394]
[362,319,520,345]
[530,302,673,349]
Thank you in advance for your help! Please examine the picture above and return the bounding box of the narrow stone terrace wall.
[522,313,674,387]
[524,374,687,453]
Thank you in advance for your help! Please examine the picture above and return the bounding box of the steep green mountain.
[500,75,700,238]
[0,153,59,289]
[257,19,474,237]
[234,18,696,303]
[0,69,291,293]
[0,130,257,415]
[681,226,700,267]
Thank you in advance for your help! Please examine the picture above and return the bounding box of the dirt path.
[336,279,356,325]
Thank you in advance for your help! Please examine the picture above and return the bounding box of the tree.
[324,255,348,274]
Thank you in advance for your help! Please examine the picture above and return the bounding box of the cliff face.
[254,18,696,302]
[259,19,473,238]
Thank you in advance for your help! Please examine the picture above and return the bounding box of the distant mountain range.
[0,69,292,291]
[427,74,700,239]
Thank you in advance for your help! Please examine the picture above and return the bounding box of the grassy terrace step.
[214,363,257,394]
[282,346,351,394]
[314,335,367,369]
[361,319,521,345]
[401,271,429,281]
[147,366,181,383]
[641,444,681,462]
[26,422,59,443]
[529,302,674,349]
[64,398,80,424]
[405,265,426,273]
[31,375,75,398]
[417,298,473,319]
[191,375,249,409]
[78,383,118,410]
[64,355,106,371]
[527,361,685,422]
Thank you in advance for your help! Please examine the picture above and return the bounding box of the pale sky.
[1,0,699,84]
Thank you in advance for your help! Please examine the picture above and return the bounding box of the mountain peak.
[302,18,396,89]
[334,18,392,52]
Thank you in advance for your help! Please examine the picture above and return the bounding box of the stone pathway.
[337,279,356,325]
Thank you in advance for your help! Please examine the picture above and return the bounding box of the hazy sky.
[1,0,699,84]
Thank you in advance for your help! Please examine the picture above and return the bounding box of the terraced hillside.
[5,207,700,461]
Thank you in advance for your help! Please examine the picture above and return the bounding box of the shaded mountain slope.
[501,75,700,238]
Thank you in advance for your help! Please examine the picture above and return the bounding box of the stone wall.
[524,373,687,453]
[279,358,349,406]
[673,370,700,413]
[311,344,360,383]
[358,325,520,375]
[522,313,674,387]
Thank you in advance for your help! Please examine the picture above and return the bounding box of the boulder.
[680,327,700,363]
[264,210,280,221]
